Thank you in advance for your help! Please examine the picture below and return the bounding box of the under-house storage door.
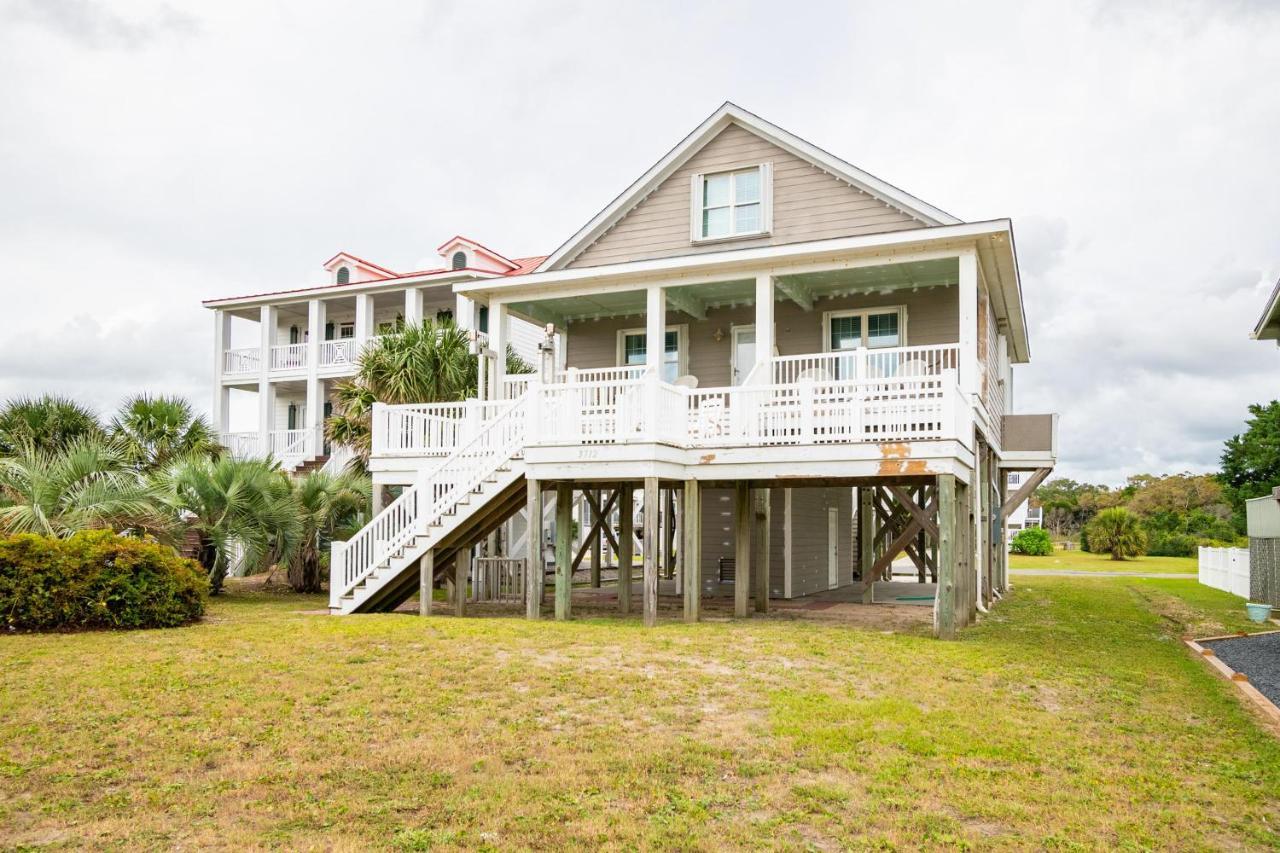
[827,507,839,589]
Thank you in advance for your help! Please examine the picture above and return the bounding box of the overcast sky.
[1,0,1278,484]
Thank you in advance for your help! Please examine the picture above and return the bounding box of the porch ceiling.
[512,257,959,325]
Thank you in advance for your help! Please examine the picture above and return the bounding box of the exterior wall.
[1003,414,1055,452]
[565,287,958,386]
[699,486,852,599]
[567,123,924,269]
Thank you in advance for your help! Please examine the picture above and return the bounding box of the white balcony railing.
[270,343,307,371]
[269,429,312,461]
[320,339,358,368]
[767,344,960,385]
[220,432,262,458]
[223,348,261,375]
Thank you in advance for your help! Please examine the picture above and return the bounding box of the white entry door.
[731,326,756,385]
[827,507,839,589]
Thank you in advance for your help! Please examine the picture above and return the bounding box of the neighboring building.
[203,238,548,470]
[204,102,1058,638]
[1253,276,1280,344]
[1004,470,1044,542]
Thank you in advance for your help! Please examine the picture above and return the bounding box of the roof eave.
[203,269,499,310]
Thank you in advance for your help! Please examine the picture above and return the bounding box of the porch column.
[525,479,543,620]
[404,287,424,328]
[859,487,875,604]
[212,310,231,434]
[618,484,634,614]
[456,547,470,617]
[958,250,979,399]
[682,479,702,623]
[555,483,573,621]
[754,488,770,613]
[643,476,660,627]
[935,473,958,639]
[754,274,775,374]
[734,482,751,618]
[305,298,325,459]
[354,293,375,343]
[491,301,509,401]
[645,286,666,377]
[257,305,277,456]
[455,294,475,331]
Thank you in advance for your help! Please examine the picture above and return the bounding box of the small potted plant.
[1245,602,1272,623]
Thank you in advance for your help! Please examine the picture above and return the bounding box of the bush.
[1146,531,1200,558]
[1010,527,1054,556]
[0,530,207,631]
[1083,508,1147,561]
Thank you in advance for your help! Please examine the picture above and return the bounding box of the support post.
[859,487,876,604]
[525,479,543,620]
[419,549,434,616]
[305,298,325,458]
[643,476,659,627]
[257,304,277,455]
[734,481,751,618]
[590,489,603,588]
[754,488,770,613]
[958,250,979,399]
[491,302,509,401]
[404,287,424,328]
[618,484,633,614]
[645,286,667,379]
[754,274,775,375]
[682,479,701,623]
[936,473,958,639]
[456,547,469,617]
[555,483,572,621]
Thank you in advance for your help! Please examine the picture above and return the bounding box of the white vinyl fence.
[1198,546,1250,599]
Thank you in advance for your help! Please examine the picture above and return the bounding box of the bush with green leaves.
[1009,527,1053,556]
[0,530,207,631]
[1083,507,1147,561]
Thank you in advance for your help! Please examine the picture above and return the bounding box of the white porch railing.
[270,343,308,371]
[223,348,261,375]
[502,374,532,400]
[372,400,516,456]
[768,344,960,385]
[221,432,262,458]
[320,339,358,368]
[269,429,311,461]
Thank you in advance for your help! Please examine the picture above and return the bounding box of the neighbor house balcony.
[220,336,389,381]
[219,429,319,466]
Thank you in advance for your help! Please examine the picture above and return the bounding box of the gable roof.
[322,251,399,277]
[1255,275,1280,342]
[538,101,960,272]
[436,235,521,272]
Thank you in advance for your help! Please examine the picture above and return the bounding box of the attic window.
[691,164,772,242]
[336,266,350,284]
[451,251,467,270]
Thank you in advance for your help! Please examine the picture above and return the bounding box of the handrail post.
[646,371,661,442]
[371,402,386,456]
[526,378,543,446]
[329,541,344,610]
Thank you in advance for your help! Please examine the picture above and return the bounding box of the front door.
[731,326,756,385]
[827,507,839,589]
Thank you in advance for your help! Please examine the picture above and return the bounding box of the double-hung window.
[617,326,685,383]
[692,164,771,242]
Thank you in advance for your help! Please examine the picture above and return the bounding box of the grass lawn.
[1009,548,1199,573]
[2,577,1278,849]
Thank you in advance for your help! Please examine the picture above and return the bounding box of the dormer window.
[336,266,350,284]
[451,251,467,270]
[691,164,771,242]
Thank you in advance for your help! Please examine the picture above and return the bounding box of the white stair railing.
[330,393,528,609]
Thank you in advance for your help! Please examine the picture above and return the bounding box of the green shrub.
[1083,507,1147,561]
[1146,531,1199,558]
[1010,527,1053,556]
[0,530,207,631]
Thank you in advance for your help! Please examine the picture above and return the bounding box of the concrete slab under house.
[202,102,1057,639]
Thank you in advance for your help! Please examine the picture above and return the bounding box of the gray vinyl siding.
[698,486,852,599]
[566,123,924,269]
[565,287,958,386]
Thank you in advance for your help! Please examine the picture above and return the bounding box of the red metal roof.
[321,251,399,277]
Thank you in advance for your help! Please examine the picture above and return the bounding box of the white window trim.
[689,162,773,244]
[821,305,908,352]
[615,324,689,377]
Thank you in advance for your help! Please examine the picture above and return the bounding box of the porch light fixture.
[712,327,725,342]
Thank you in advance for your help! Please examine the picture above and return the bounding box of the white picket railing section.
[270,429,312,461]
[223,348,261,375]
[221,432,262,458]
[473,557,525,603]
[270,343,308,371]
[1199,546,1250,599]
[373,400,515,456]
[768,344,960,385]
[320,339,358,368]
[502,374,533,399]
[331,395,529,607]
[319,443,357,476]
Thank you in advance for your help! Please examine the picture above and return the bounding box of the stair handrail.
[332,392,528,604]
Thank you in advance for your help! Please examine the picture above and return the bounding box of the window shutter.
[760,162,774,234]
[287,403,297,430]
[325,322,334,341]
[689,174,702,242]
[289,325,299,344]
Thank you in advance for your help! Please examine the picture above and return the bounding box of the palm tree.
[324,319,532,464]
[286,470,370,593]
[0,395,103,454]
[0,438,171,539]
[109,394,220,470]
[159,456,301,594]
[1084,507,1148,561]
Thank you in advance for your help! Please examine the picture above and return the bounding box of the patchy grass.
[1,577,1277,849]
[1010,548,1198,573]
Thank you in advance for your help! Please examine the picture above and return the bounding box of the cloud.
[0,0,1278,486]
